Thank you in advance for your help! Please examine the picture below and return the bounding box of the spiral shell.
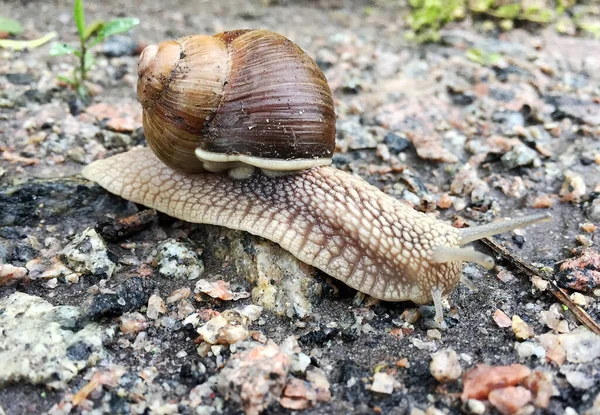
[137,29,336,174]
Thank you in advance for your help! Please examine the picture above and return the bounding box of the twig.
[482,237,600,336]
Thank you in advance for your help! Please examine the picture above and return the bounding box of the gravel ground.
[1,1,600,414]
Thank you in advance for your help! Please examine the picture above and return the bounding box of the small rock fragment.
[280,378,317,410]
[0,263,28,285]
[82,276,155,318]
[564,371,594,389]
[556,248,600,292]
[95,209,157,242]
[61,228,115,278]
[217,341,290,415]
[370,372,395,394]
[560,171,586,203]
[306,367,331,402]
[501,145,540,169]
[521,371,554,408]
[493,309,512,328]
[461,364,531,401]
[147,294,166,320]
[430,349,462,383]
[197,308,261,345]
[119,312,149,334]
[166,287,191,304]
[463,399,486,415]
[488,386,532,415]
[401,308,421,323]
[512,315,534,340]
[570,292,586,306]
[531,194,554,209]
[155,239,204,280]
[0,293,105,387]
[580,223,597,233]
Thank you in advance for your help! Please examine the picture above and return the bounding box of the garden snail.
[82,29,551,324]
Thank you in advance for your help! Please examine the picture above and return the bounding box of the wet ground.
[1,0,600,414]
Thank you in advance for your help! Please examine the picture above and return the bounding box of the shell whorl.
[137,30,336,174]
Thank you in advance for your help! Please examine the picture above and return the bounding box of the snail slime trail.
[83,29,553,325]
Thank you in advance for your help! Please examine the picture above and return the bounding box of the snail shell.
[137,29,336,174]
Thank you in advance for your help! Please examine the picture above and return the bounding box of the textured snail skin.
[82,147,463,305]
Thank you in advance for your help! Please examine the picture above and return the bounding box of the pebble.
[102,35,140,57]
[580,223,597,233]
[493,309,512,328]
[522,371,554,408]
[119,312,149,334]
[512,315,534,340]
[556,248,600,292]
[370,372,395,394]
[570,292,586,306]
[501,145,540,169]
[146,294,166,320]
[280,378,317,410]
[564,370,594,389]
[560,171,586,203]
[384,132,411,153]
[462,399,486,414]
[488,386,532,415]
[60,228,116,278]
[0,292,104,387]
[0,263,28,285]
[461,364,531,401]
[166,287,191,304]
[531,194,554,208]
[82,276,155,318]
[430,349,462,383]
[155,239,204,280]
[216,341,290,415]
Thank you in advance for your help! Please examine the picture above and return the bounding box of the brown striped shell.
[137,29,336,174]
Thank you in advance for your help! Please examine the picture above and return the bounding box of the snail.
[82,29,551,324]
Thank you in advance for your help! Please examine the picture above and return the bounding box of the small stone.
[166,287,191,304]
[370,372,395,394]
[512,315,534,340]
[102,35,139,57]
[155,239,204,280]
[570,292,586,306]
[556,248,600,292]
[497,267,515,283]
[119,312,148,334]
[531,194,554,209]
[437,193,452,209]
[577,234,593,247]
[427,329,441,340]
[401,308,421,323]
[531,275,550,291]
[522,371,554,408]
[0,263,28,285]
[306,367,331,402]
[560,171,586,203]
[493,309,512,328]
[580,223,597,233]
[461,364,531,401]
[565,371,594,389]
[376,144,391,161]
[217,341,290,415]
[82,276,155,318]
[488,386,532,415]
[147,294,166,320]
[194,279,249,301]
[61,228,115,278]
[384,132,411,153]
[463,399,486,415]
[430,349,462,383]
[501,145,540,169]
[280,378,317,410]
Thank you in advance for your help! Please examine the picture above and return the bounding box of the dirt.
[1,0,600,414]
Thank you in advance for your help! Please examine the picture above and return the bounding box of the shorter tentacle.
[431,287,444,325]
[432,246,494,269]
[460,275,479,292]
[458,212,552,246]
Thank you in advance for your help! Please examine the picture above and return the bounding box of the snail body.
[83,30,551,323]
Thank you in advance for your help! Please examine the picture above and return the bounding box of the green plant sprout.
[49,0,139,99]
[407,0,600,43]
